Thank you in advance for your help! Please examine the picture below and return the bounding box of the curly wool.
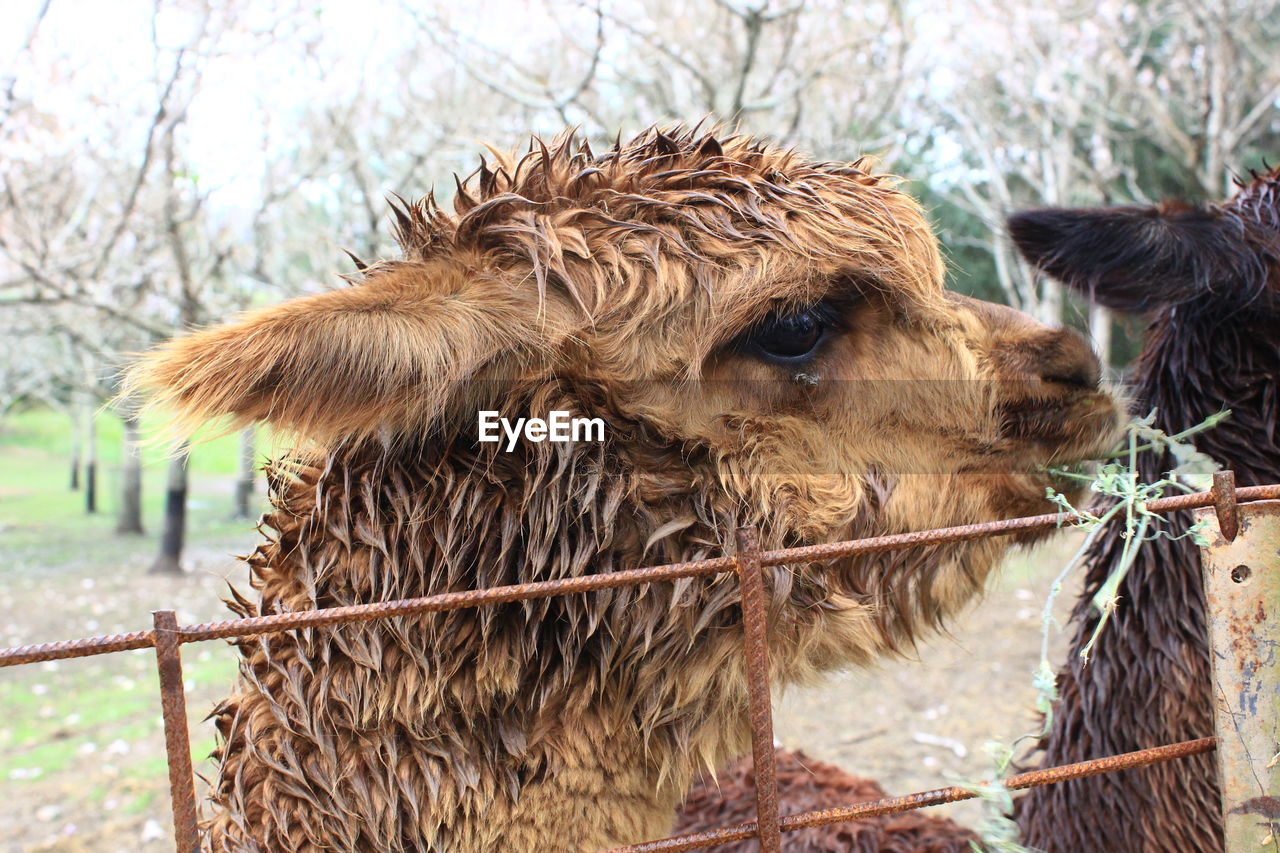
[128,126,1118,852]
[674,748,979,852]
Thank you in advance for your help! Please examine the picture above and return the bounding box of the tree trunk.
[1088,303,1113,380]
[149,448,188,575]
[1039,278,1065,326]
[84,407,97,514]
[231,427,257,520]
[69,402,82,491]
[116,415,145,535]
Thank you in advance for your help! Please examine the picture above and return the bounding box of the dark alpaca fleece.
[1008,167,1280,853]
[673,748,979,852]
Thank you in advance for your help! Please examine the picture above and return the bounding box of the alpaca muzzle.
[950,294,1122,458]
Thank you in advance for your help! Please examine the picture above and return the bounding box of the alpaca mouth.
[1000,387,1124,461]
[1028,391,1124,504]
[999,388,1112,439]
[978,387,1124,510]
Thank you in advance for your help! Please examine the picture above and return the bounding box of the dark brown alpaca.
[1008,166,1280,852]
[129,127,1120,852]
[673,748,979,852]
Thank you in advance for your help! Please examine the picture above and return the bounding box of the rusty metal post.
[1196,496,1280,850]
[1212,471,1240,542]
[735,526,782,853]
[152,610,201,853]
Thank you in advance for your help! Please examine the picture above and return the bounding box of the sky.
[3,0,583,199]
[5,0,431,205]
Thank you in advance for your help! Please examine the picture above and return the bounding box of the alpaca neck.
[1136,304,1280,488]
[1085,304,1280,657]
[211,437,751,852]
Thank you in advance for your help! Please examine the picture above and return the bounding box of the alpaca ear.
[127,266,562,444]
[1007,204,1250,312]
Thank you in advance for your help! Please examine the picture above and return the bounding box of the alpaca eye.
[748,309,827,361]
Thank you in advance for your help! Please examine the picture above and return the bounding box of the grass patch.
[0,407,247,474]
[0,407,269,560]
[121,788,157,815]
[0,649,239,784]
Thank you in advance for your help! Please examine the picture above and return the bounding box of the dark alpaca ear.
[126,264,575,445]
[1007,204,1252,313]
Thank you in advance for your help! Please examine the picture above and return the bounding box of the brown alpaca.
[674,748,979,852]
[1008,166,1280,852]
[129,128,1120,852]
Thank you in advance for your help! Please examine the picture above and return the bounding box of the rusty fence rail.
[1,475,1276,852]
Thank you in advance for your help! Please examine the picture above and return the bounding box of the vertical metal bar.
[1212,470,1240,542]
[1196,497,1280,851]
[735,526,782,853]
[152,609,200,853]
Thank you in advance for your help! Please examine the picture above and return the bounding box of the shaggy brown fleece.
[1009,166,1280,852]
[129,127,1119,852]
[674,748,979,852]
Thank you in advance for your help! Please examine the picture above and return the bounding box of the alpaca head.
[1008,166,1280,317]
[1008,165,1279,486]
[131,128,1120,660]
[131,129,1126,849]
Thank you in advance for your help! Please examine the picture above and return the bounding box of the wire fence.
[3,474,1276,853]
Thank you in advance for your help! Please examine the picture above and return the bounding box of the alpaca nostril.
[1040,331,1101,390]
[1044,362,1099,390]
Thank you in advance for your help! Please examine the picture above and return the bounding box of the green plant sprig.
[961,408,1228,853]
[1041,408,1228,662]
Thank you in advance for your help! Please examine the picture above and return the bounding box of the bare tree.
[82,392,97,513]
[0,0,301,570]
[117,412,145,535]
[920,0,1280,330]
[1100,0,1280,198]
[413,0,918,163]
[150,446,189,575]
[68,402,81,490]
[0,0,54,133]
[231,427,257,521]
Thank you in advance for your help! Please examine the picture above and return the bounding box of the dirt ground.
[774,537,1079,830]
[0,523,1080,852]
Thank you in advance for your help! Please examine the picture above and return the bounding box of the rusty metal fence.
[2,471,1276,853]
